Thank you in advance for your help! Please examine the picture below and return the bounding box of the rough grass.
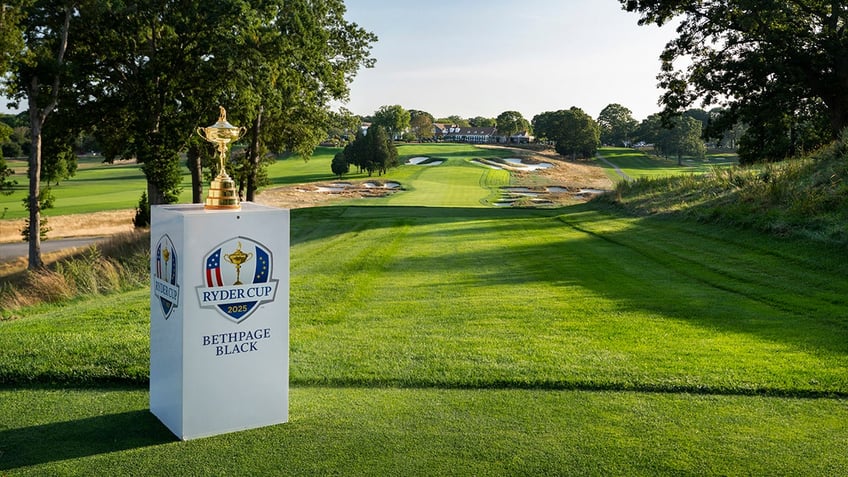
[0,231,149,316]
[599,141,848,244]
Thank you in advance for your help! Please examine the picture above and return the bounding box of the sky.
[1,1,677,122]
[341,0,677,122]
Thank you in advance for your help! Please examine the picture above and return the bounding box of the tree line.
[0,0,377,269]
[6,0,845,270]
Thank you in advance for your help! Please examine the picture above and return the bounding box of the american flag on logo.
[205,248,223,286]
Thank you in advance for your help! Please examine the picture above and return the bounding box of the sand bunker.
[493,185,606,207]
[307,180,402,197]
[406,156,444,166]
[472,158,553,171]
[503,158,553,171]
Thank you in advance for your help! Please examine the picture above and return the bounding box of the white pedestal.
[149,203,289,440]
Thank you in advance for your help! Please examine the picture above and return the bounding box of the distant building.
[442,126,498,144]
[505,131,534,144]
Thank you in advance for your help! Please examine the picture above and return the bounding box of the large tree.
[469,116,496,127]
[75,0,375,213]
[636,113,706,164]
[74,0,239,210]
[408,109,434,141]
[597,103,638,146]
[372,104,410,139]
[227,0,376,201]
[337,124,397,176]
[495,110,529,143]
[0,0,76,269]
[533,108,600,160]
[621,0,848,160]
[364,124,397,176]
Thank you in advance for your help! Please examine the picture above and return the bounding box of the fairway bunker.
[406,156,444,166]
[255,145,614,210]
[302,180,402,197]
[473,157,553,171]
[493,185,604,207]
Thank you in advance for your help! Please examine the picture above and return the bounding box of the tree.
[666,116,706,165]
[341,129,364,173]
[408,110,434,141]
[227,0,376,201]
[437,115,469,127]
[597,103,638,146]
[364,125,397,176]
[76,0,376,215]
[75,0,238,213]
[495,110,529,143]
[641,114,706,164]
[531,111,558,144]
[534,108,600,160]
[331,151,349,178]
[372,105,410,139]
[338,125,397,176]
[0,0,75,269]
[621,0,848,161]
[0,122,15,194]
[325,108,362,146]
[469,116,496,127]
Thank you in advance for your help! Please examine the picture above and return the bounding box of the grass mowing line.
[1,386,846,475]
[597,147,734,182]
[3,206,847,395]
[289,206,848,395]
[3,206,848,473]
[560,211,848,318]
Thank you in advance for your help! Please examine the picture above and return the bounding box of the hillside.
[600,140,848,245]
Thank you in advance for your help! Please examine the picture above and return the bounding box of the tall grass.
[602,138,848,244]
[0,231,149,316]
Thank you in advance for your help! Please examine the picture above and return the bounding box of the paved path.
[596,154,633,182]
[0,237,109,263]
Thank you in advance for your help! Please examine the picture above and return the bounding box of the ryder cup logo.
[153,234,180,319]
[196,236,278,323]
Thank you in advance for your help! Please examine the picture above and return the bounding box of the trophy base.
[205,173,240,210]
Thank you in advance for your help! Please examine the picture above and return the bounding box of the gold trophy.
[197,106,247,209]
[224,242,253,285]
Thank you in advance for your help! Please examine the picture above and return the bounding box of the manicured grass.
[1,205,846,474]
[2,386,845,475]
[1,142,846,474]
[0,157,196,219]
[597,147,737,182]
[264,143,513,207]
[0,144,513,219]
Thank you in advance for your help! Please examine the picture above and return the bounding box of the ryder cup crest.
[153,234,180,319]
[196,236,278,323]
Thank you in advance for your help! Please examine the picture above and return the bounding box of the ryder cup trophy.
[197,106,247,209]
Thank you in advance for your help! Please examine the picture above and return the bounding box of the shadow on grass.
[290,205,567,246]
[291,204,848,362]
[0,409,175,471]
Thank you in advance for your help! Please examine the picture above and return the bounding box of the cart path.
[596,154,632,182]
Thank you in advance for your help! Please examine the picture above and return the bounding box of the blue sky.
[342,0,678,121]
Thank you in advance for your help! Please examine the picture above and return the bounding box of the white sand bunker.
[316,182,352,192]
[363,181,401,189]
[407,156,444,166]
[311,180,402,197]
[473,158,552,171]
[503,158,553,171]
[492,185,607,207]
